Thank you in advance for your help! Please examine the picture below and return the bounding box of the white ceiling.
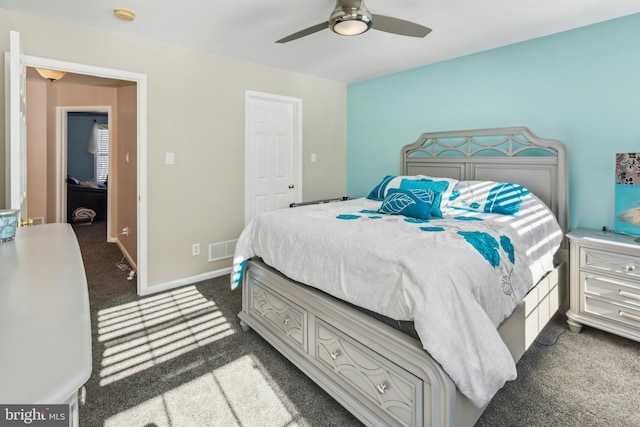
[3,0,640,84]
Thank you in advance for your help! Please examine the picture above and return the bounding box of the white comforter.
[232,197,563,407]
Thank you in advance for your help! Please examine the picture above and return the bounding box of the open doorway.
[26,69,139,277]
[21,71,146,296]
[7,31,148,294]
[64,110,110,226]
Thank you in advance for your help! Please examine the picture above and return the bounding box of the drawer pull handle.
[283,317,290,325]
[330,350,340,360]
[625,265,636,272]
[619,310,640,322]
[619,290,640,301]
[376,383,387,394]
[259,300,266,306]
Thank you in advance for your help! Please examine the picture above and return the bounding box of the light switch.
[165,152,174,165]
[311,153,317,163]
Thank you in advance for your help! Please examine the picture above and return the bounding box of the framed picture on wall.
[615,152,640,237]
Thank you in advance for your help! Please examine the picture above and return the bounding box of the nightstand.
[566,228,640,342]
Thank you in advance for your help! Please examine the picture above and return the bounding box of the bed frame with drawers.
[239,127,569,427]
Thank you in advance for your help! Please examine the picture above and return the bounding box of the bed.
[232,127,568,427]
[67,181,107,223]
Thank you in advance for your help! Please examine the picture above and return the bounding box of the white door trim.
[19,52,149,296]
[5,31,26,212]
[244,90,302,225]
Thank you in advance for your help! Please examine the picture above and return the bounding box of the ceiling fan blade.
[371,14,432,38]
[276,22,328,43]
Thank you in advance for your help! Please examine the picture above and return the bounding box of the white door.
[5,30,28,214]
[245,91,302,225]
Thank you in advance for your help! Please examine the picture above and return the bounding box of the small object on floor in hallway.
[72,207,96,224]
[116,256,134,281]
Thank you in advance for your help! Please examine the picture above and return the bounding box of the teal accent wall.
[347,13,640,231]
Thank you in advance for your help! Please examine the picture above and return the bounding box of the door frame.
[57,106,112,236]
[244,90,302,225]
[18,52,149,296]
[5,31,27,213]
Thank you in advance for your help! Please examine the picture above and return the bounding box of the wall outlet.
[166,152,175,165]
[192,243,200,256]
[121,227,129,236]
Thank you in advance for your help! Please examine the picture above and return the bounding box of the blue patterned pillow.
[415,175,459,210]
[378,188,435,220]
[449,181,531,215]
[367,175,419,200]
[400,179,450,218]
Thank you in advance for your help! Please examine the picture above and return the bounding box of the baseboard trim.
[138,267,233,296]
[116,238,137,271]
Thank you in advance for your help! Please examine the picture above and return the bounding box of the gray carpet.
[73,221,639,427]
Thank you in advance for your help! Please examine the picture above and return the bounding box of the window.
[92,124,109,184]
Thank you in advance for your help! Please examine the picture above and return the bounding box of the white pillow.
[448,180,532,215]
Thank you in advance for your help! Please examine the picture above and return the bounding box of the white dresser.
[566,228,640,341]
[0,224,92,426]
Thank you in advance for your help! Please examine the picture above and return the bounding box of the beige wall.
[116,83,138,265]
[0,9,347,289]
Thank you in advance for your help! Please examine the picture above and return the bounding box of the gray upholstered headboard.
[401,127,568,232]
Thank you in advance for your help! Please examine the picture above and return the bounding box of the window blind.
[95,127,109,183]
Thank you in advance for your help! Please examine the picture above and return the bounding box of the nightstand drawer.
[584,295,640,330]
[581,272,640,306]
[580,247,640,280]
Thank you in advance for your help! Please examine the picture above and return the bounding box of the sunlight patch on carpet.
[103,355,295,427]
[98,285,236,386]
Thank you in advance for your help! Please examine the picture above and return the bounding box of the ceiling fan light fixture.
[332,16,371,36]
[35,68,66,82]
[275,0,430,43]
[330,4,373,36]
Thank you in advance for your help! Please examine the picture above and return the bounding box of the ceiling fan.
[276,0,432,43]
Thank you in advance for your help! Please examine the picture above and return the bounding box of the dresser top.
[567,228,640,252]
[0,223,92,403]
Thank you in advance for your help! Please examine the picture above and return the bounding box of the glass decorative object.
[0,209,20,242]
